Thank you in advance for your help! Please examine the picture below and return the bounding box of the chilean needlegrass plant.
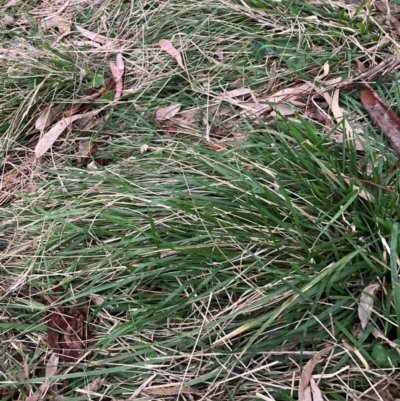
[1,0,400,399]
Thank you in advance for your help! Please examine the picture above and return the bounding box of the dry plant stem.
[332,56,400,91]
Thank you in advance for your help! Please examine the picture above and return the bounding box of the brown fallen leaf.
[35,105,63,131]
[358,283,380,330]
[76,25,114,46]
[155,104,181,120]
[361,85,400,155]
[35,112,94,158]
[45,288,90,395]
[159,39,184,69]
[298,347,334,401]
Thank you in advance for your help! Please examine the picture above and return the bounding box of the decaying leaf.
[159,39,184,69]
[299,347,334,401]
[76,25,115,46]
[358,283,380,330]
[361,85,400,155]
[155,104,181,120]
[35,105,63,131]
[46,291,90,366]
[35,112,94,158]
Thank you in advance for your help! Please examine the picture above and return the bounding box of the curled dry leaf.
[298,346,334,401]
[155,104,181,120]
[35,112,94,158]
[159,39,184,69]
[361,85,400,155]
[35,105,63,131]
[358,283,380,330]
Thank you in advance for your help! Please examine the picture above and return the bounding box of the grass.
[1,0,400,400]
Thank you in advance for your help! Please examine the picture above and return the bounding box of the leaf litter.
[35,112,94,158]
[35,104,63,131]
[358,283,380,330]
[159,39,185,69]
[76,25,116,47]
[298,346,334,401]
[155,104,181,120]
[45,287,90,388]
[361,84,400,155]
